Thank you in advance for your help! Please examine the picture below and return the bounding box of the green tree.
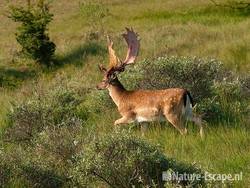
[9,0,56,66]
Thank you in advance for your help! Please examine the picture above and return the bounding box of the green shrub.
[120,56,249,122]
[72,130,204,187]
[82,90,115,114]
[9,0,56,65]
[4,87,85,142]
[34,125,84,162]
[0,146,26,187]
[1,87,87,187]
[0,159,11,186]
[21,165,65,188]
[0,147,69,188]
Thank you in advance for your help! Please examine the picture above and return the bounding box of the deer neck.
[108,78,126,107]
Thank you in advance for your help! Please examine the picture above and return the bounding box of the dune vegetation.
[0,0,249,187]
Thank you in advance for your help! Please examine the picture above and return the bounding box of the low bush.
[21,164,66,188]
[0,160,11,186]
[0,147,26,187]
[82,90,115,114]
[0,147,69,188]
[72,130,204,187]
[4,87,86,142]
[1,87,87,187]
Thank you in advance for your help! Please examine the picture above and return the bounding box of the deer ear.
[98,64,107,73]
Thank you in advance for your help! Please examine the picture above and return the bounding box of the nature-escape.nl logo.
[162,170,243,183]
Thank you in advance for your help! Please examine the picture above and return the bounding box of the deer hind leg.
[140,122,148,137]
[164,112,187,135]
[190,114,204,138]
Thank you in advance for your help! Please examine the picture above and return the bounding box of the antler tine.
[107,35,121,70]
[122,27,140,65]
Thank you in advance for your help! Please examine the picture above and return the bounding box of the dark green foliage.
[120,56,249,122]
[0,161,12,186]
[0,67,36,88]
[9,0,55,65]
[72,131,204,187]
[0,147,69,188]
[21,165,65,188]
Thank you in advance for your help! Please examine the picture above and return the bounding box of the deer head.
[96,28,140,90]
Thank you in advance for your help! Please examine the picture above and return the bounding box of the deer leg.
[140,122,148,137]
[164,113,187,135]
[190,114,204,138]
[114,114,135,126]
[114,111,136,126]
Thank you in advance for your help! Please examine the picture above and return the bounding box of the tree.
[9,0,56,66]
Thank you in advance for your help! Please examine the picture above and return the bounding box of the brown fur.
[107,79,202,136]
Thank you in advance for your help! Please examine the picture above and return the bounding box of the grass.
[144,124,250,183]
[69,107,250,186]
[0,0,250,187]
[90,115,250,186]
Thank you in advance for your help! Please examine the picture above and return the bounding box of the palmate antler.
[99,28,140,77]
[122,28,140,65]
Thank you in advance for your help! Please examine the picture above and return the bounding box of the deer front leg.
[114,111,136,126]
[164,112,187,135]
[114,116,135,126]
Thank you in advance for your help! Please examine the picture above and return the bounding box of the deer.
[96,28,204,137]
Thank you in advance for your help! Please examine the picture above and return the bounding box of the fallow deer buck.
[97,28,204,137]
